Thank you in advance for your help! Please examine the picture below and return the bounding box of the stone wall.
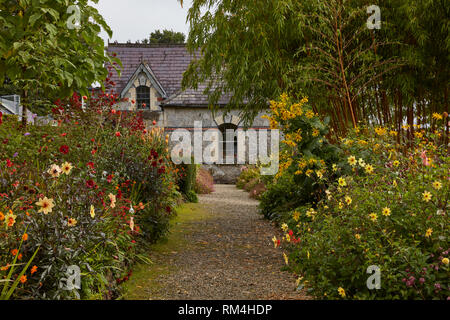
[202,164,244,184]
[162,106,269,128]
[116,71,162,111]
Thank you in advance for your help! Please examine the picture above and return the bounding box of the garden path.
[125,184,308,300]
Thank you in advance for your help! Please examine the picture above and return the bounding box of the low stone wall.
[202,164,243,184]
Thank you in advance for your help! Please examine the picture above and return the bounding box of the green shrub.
[236,166,260,189]
[276,124,449,300]
[244,177,260,192]
[0,92,180,299]
[194,168,214,194]
[184,190,198,203]
[177,162,198,202]
[259,95,341,221]
[248,182,266,200]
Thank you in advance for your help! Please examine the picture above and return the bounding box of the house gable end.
[120,62,167,99]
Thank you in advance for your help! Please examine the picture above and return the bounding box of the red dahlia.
[59,145,69,154]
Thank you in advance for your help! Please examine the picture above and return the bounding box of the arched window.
[136,86,150,109]
[218,123,238,161]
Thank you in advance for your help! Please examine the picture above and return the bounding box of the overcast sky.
[92,0,193,43]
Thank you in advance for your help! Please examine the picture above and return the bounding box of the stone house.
[106,43,271,183]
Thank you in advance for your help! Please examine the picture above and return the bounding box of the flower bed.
[0,92,180,299]
[261,95,449,299]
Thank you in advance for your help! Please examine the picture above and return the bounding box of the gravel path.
[142,185,308,300]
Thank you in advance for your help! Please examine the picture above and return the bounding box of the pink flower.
[420,150,430,166]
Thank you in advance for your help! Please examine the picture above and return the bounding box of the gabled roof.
[106,43,196,98]
[106,43,232,107]
[119,62,167,98]
[162,84,232,107]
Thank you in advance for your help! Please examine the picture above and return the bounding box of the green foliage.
[183,0,449,131]
[177,163,198,202]
[236,166,260,189]
[0,0,121,116]
[259,95,341,220]
[276,124,449,300]
[259,173,297,222]
[0,91,179,299]
[184,190,198,203]
[142,29,185,44]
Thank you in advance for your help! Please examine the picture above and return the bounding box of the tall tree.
[143,29,185,44]
[182,0,449,133]
[0,0,121,123]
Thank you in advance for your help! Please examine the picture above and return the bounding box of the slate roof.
[106,43,229,107]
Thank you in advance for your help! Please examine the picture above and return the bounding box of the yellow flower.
[47,164,62,178]
[432,112,443,120]
[305,169,313,177]
[382,207,391,216]
[414,131,423,139]
[375,127,387,136]
[35,197,55,214]
[442,258,449,265]
[90,205,95,219]
[272,236,279,248]
[369,213,378,222]
[293,211,300,222]
[281,223,288,232]
[283,252,289,265]
[296,277,303,287]
[338,177,347,187]
[432,181,442,190]
[338,202,344,209]
[425,228,433,238]
[348,156,357,166]
[345,196,352,205]
[365,164,374,174]
[285,233,291,242]
[355,234,361,240]
[316,170,323,179]
[61,162,73,175]
[108,193,116,209]
[332,164,338,172]
[393,160,400,167]
[422,191,432,202]
[312,129,320,137]
[305,110,314,119]
[358,158,366,168]
[5,211,17,227]
[67,218,77,227]
[338,287,346,298]
[306,208,316,216]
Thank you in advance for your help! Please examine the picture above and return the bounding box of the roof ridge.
[107,42,187,48]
